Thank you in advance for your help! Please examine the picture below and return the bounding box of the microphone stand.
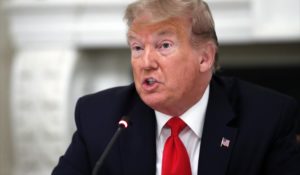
[92,116,130,175]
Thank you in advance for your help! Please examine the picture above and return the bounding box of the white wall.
[0,0,13,174]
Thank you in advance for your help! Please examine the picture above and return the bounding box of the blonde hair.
[124,0,219,70]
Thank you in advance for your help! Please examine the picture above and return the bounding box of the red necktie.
[162,117,192,175]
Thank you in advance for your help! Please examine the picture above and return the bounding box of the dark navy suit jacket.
[52,76,300,175]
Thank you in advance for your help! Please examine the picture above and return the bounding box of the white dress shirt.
[155,86,209,175]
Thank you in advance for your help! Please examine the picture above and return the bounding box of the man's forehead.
[128,17,188,40]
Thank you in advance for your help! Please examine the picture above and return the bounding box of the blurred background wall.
[0,0,299,175]
[0,0,13,174]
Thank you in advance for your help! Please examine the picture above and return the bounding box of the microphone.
[92,116,130,175]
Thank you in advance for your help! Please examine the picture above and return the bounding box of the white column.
[10,49,78,175]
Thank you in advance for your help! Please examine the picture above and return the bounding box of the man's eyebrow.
[126,27,176,43]
[155,28,176,37]
[127,31,141,41]
[127,32,140,45]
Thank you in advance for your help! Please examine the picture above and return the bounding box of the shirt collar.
[155,85,210,138]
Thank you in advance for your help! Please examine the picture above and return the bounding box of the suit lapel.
[198,78,238,175]
[120,94,157,175]
[118,77,238,175]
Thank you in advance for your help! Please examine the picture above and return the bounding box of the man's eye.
[162,43,171,49]
[131,43,143,52]
[130,43,144,57]
[158,41,175,55]
[134,46,143,51]
[159,41,173,49]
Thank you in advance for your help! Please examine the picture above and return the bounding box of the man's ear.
[198,41,216,72]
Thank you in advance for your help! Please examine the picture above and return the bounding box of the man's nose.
[141,47,158,70]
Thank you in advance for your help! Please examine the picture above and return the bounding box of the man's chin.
[140,94,165,110]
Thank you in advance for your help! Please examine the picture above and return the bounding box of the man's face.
[128,15,211,115]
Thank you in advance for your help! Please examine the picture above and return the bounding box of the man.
[52,0,300,174]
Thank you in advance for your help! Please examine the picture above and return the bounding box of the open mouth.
[142,77,160,90]
[144,77,157,85]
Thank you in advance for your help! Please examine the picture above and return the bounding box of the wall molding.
[5,0,299,48]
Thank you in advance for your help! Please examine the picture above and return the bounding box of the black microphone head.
[118,116,130,128]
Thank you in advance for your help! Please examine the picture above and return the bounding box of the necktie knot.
[166,117,187,137]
